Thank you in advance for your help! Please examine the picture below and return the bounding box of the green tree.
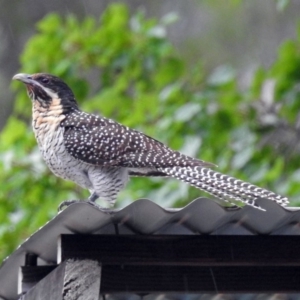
[0,3,299,261]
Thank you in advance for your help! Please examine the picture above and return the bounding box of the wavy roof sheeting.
[0,198,299,300]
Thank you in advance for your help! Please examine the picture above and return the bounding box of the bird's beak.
[12,73,34,84]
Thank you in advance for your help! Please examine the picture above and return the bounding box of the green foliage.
[1,3,300,260]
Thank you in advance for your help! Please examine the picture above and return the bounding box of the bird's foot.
[58,192,100,211]
[86,200,114,213]
[57,199,101,211]
[58,200,80,211]
[86,192,113,210]
[58,198,112,213]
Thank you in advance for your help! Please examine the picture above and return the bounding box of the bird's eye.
[40,77,49,84]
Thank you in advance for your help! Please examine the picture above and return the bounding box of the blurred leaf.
[0,117,27,149]
[174,103,201,122]
[207,65,236,86]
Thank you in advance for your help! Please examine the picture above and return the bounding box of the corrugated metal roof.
[0,197,299,300]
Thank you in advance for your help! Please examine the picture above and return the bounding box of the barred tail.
[158,166,289,210]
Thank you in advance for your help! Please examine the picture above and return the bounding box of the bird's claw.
[57,199,108,212]
[58,200,80,211]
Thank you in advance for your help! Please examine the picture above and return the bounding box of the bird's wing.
[62,114,214,168]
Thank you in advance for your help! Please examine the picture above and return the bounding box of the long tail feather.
[158,166,289,210]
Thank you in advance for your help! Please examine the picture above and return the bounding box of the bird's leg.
[88,192,99,203]
[84,192,101,208]
[87,192,116,212]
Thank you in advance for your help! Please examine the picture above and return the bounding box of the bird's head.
[13,73,78,112]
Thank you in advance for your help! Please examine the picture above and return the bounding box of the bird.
[13,73,289,210]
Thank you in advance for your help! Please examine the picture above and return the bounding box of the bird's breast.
[32,102,73,179]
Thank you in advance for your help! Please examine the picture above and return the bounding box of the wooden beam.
[62,259,101,300]
[101,265,300,293]
[58,235,300,266]
[20,259,101,300]
[21,235,300,297]
[20,264,300,295]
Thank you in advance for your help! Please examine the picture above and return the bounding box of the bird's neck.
[32,97,65,117]
[32,98,66,145]
[60,95,79,113]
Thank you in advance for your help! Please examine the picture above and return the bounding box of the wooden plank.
[62,259,101,300]
[22,235,300,297]
[59,235,300,266]
[21,259,101,300]
[101,265,300,293]
[21,263,300,295]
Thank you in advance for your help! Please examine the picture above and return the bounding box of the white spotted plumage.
[13,73,289,210]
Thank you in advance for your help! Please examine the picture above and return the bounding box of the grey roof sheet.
[0,197,300,300]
